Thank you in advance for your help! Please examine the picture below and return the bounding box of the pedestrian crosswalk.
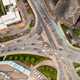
[30,69,48,80]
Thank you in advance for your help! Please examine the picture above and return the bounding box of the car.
[31,43,35,45]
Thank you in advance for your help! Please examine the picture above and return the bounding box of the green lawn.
[4,54,49,66]
[28,19,34,31]
[0,0,6,16]
[0,56,3,61]
[73,29,80,37]
[77,70,80,76]
[73,63,80,68]
[73,63,80,77]
[37,65,57,80]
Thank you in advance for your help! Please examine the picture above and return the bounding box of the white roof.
[2,0,16,6]
[0,11,21,25]
[0,0,21,29]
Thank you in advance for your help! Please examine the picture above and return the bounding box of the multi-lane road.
[0,0,80,80]
[28,0,80,80]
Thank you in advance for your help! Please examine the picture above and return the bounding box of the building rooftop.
[0,0,21,30]
[0,61,31,80]
[2,0,16,6]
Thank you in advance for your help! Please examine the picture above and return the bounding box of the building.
[0,61,31,80]
[0,0,21,30]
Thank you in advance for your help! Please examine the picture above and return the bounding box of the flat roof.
[0,0,21,29]
[2,0,16,6]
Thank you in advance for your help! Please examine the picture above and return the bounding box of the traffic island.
[37,65,57,80]
[2,54,49,67]
[61,24,80,48]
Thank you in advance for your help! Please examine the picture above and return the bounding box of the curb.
[57,22,80,51]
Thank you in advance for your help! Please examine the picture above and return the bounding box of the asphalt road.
[28,0,80,80]
[0,0,80,80]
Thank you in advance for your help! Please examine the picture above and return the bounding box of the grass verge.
[37,65,57,80]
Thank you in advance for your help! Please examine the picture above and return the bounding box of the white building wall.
[0,0,21,29]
